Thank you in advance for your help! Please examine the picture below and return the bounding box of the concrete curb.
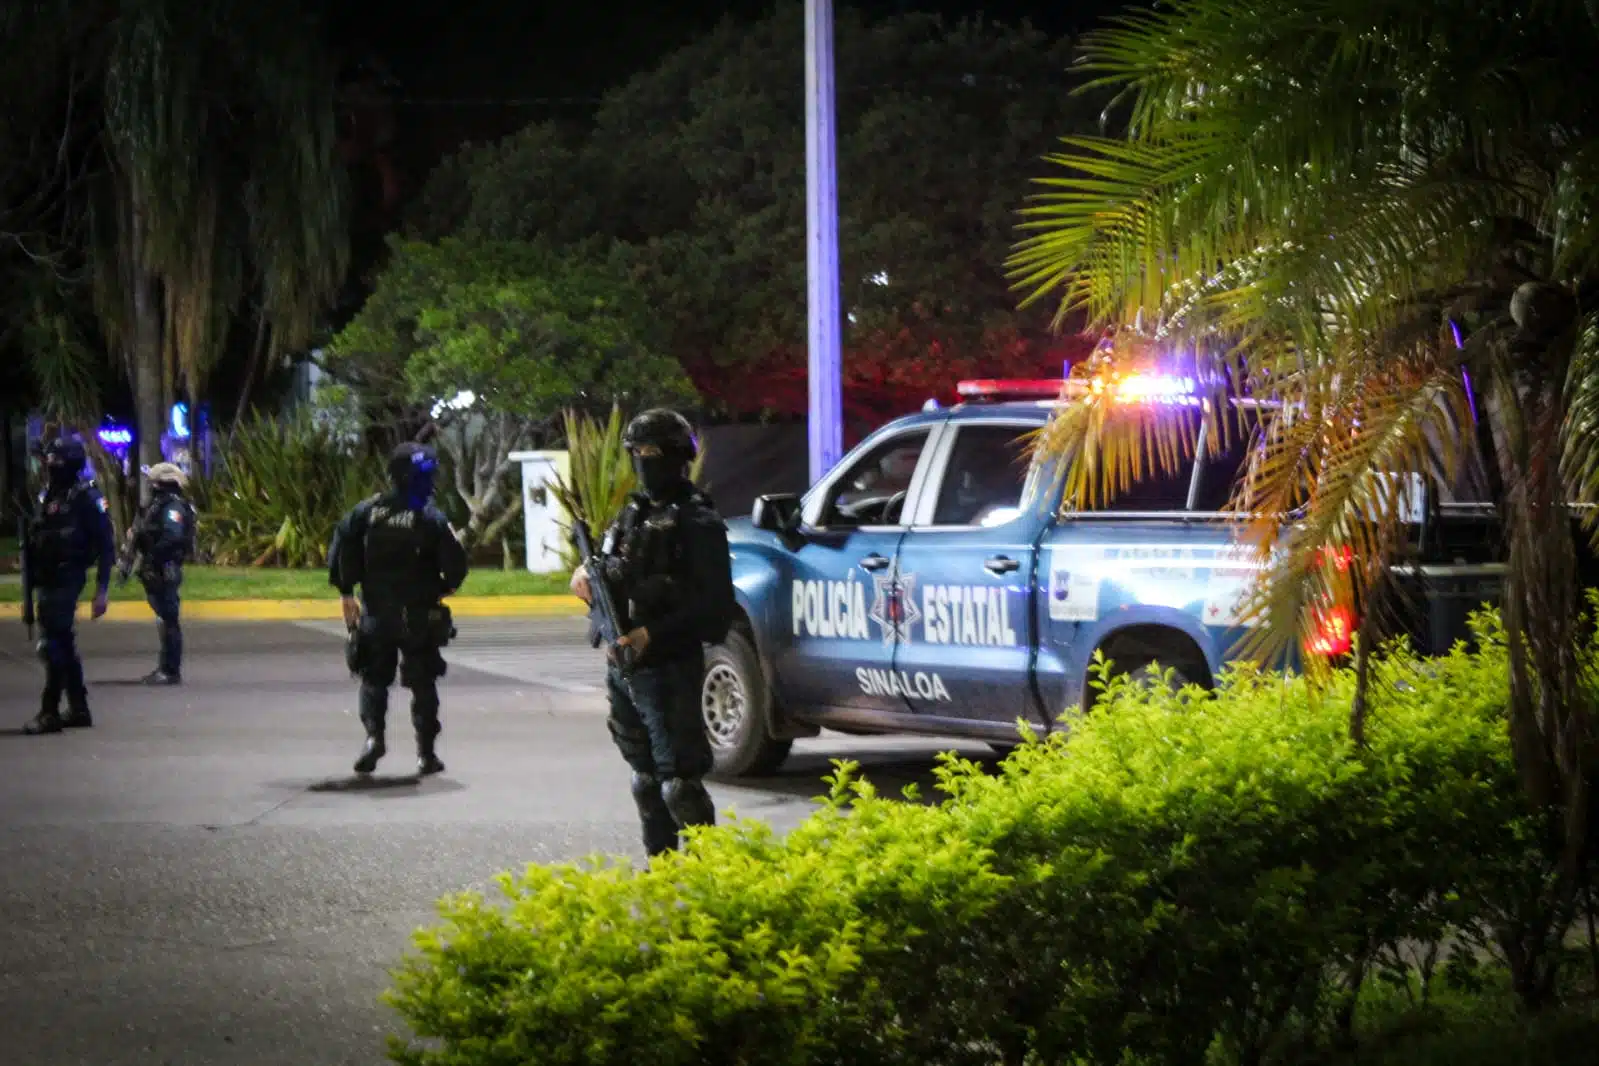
[0,595,588,622]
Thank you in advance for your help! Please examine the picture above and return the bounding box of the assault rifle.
[116,537,141,585]
[571,517,636,672]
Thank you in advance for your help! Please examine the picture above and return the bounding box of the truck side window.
[931,425,1032,526]
[822,431,929,528]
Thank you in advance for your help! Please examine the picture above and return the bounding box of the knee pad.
[630,771,664,805]
[661,777,716,830]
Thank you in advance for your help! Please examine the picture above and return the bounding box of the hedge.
[383,611,1579,1066]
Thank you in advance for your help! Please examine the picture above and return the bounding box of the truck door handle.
[984,555,1020,575]
[859,553,891,572]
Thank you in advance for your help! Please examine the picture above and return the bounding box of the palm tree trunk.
[128,187,164,504]
[1492,367,1593,1010]
[131,271,163,500]
[234,313,271,426]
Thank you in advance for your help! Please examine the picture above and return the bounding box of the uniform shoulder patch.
[95,496,108,513]
[168,508,183,524]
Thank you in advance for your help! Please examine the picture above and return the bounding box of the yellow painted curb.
[0,595,588,622]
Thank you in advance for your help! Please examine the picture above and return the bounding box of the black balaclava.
[633,450,687,499]
[44,436,86,492]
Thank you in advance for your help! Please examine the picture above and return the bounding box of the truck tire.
[1085,652,1209,712]
[702,630,793,777]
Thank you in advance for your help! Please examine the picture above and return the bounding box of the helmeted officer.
[570,409,735,857]
[127,462,196,684]
[23,433,115,734]
[328,443,468,776]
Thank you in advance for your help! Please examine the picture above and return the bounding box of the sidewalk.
[0,595,588,622]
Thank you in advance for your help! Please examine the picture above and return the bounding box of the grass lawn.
[0,565,572,602]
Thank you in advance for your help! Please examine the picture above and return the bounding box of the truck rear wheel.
[702,630,793,777]
[1085,656,1208,711]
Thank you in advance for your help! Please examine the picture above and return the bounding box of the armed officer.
[125,462,196,684]
[23,433,116,735]
[328,443,467,776]
[570,409,735,858]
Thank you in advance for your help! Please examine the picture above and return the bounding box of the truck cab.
[699,376,1505,776]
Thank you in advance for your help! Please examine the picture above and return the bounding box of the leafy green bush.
[194,408,384,567]
[548,405,708,569]
[384,613,1572,1066]
[1324,966,1599,1066]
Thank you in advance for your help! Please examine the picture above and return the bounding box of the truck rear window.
[1100,430,1252,513]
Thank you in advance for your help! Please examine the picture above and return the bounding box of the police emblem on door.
[869,569,921,645]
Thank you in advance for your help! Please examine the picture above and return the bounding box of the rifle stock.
[117,544,140,585]
[571,518,635,672]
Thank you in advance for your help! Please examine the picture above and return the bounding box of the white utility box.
[508,450,572,573]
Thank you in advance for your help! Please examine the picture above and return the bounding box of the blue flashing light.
[170,402,191,440]
[98,427,134,447]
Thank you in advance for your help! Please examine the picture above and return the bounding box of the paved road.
[0,616,991,1066]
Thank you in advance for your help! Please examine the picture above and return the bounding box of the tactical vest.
[29,483,90,583]
[361,495,435,611]
[607,490,712,626]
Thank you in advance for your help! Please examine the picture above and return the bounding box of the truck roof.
[886,399,1057,433]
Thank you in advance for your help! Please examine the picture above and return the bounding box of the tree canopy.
[331,236,690,420]
[403,9,1102,421]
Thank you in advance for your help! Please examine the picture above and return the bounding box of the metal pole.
[805,0,844,483]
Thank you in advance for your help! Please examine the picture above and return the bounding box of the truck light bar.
[956,373,1204,405]
[955,379,1067,399]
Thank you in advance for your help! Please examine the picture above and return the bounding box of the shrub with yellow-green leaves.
[385,612,1569,1066]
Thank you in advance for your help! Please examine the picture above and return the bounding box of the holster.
[427,603,456,648]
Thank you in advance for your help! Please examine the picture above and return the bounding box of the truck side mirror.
[752,493,803,534]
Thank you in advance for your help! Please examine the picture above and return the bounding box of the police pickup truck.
[699,375,1507,776]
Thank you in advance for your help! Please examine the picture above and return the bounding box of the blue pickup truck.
[699,376,1507,776]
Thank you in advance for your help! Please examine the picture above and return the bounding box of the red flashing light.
[1315,545,1354,572]
[1305,605,1355,657]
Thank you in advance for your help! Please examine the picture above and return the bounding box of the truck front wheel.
[702,630,793,777]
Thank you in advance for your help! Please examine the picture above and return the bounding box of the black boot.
[354,733,386,774]
[412,695,443,776]
[353,684,387,774]
[29,668,64,734]
[23,709,64,735]
[416,745,445,777]
[60,695,92,730]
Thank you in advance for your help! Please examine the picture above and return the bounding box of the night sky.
[326,1,1114,99]
[319,0,1126,192]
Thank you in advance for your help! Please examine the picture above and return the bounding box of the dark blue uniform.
[329,445,468,776]
[131,488,196,681]
[24,455,116,734]
[591,409,735,857]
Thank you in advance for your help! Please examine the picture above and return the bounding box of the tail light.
[1314,545,1354,572]
[1305,605,1355,657]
